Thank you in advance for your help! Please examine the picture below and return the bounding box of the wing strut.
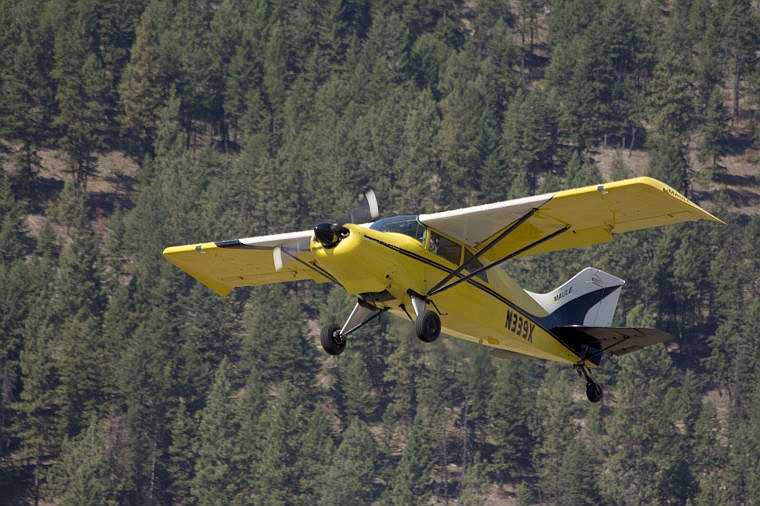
[279,247,341,285]
[427,224,570,297]
[427,207,539,296]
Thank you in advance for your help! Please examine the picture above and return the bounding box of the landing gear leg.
[319,300,385,356]
[575,365,603,403]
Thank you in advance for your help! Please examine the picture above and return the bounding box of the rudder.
[527,267,624,328]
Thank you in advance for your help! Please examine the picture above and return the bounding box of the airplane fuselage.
[311,223,586,365]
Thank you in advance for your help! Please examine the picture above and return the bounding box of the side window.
[428,231,462,266]
[464,249,488,282]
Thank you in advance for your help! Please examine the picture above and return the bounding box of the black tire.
[586,382,603,403]
[320,325,345,355]
[415,310,441,343]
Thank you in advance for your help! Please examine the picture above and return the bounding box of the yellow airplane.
[164,177,722,402]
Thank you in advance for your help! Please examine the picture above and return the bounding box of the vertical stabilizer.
[527,267,625,328]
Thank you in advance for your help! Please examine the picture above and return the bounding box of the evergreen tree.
[51,7,108,190]
[166,398,195,505]
[118,2,169,157]
[388,414,436,505]
[253,381,308,505]
[601,346,696,504]
[699,85,730,173]
[501,89,558,195]
[319,418,376,505]
[336,352,378,420]
[486,359,536,483]
[191,357,241,505]
[48,416,117,506]
[241,284,318,388]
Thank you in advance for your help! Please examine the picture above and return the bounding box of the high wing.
[163,230,331,296]
[419,177,723,261]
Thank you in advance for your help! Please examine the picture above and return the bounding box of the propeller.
[273,189,379,271]
[314,189,379,249]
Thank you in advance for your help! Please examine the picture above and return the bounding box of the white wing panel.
[418,193,555,247]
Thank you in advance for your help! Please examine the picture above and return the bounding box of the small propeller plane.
[164,177,722,402]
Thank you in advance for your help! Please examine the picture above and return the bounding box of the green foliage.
[388,414,436,505]
[319,418,376,505]
[1,1,759,503]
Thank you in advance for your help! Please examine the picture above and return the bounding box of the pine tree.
[241,284,318,388]
[699,85,729,173]
[253,381,308,505]
[166,398,195,505]
[48,416,113,506]
[501,89,558,195]
[118,2,169,157]
[191,358,241,505]
[486,359,537,483]
[600,346,696,504]
[296,407,336,504]
[319,418,376,505]
[51,10,107,191]
[0,174,26,263]
[554,438,601,506]
[0,8,54,194]
[532,365,578,503]
[388,414,436,505]
[337,352,378,420]
[14,257,60,505]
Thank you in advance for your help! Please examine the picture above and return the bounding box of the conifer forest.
[3,0,760,504]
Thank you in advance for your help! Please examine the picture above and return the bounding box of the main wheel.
[320,325,345,355]
[586,381,603,403]
[415,310,441,343]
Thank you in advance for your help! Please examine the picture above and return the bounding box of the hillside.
[1,1,760,505]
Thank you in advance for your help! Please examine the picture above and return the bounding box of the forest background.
[1,0,760,504]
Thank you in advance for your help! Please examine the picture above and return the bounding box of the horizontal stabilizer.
[552,326,673,359]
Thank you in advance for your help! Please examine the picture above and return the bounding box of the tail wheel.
[586,381,603,403]
[415,310,441,343]
[320,325,345,355]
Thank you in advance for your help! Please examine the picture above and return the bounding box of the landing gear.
[320,325,345,356]
[319,300,386,356]
[415,309,441,342]
[576,365,603,403]
[586,381,603,403]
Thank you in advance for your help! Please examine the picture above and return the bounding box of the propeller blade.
[316,189,380,249]
[337,189,379,225]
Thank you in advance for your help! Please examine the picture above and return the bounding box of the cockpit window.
[370,215,427,243]
[428,231,462,266]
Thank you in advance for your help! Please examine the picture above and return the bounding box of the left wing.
[163,230,330,296]
[420,177,723,261]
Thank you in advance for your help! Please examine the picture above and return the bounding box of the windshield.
[370,215,426,243]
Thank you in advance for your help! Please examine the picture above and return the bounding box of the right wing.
[420,177,723,261]
[163,230,331,296]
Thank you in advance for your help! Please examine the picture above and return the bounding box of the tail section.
[527,267,625,328]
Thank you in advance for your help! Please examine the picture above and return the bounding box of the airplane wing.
[163,230,331,296]
[419,177,723,260]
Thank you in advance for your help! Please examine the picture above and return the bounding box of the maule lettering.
[553,286,573,303]
[504,309,535,343]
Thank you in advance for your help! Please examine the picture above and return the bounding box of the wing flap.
[551,326,674,356]
[163,230,329,295]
